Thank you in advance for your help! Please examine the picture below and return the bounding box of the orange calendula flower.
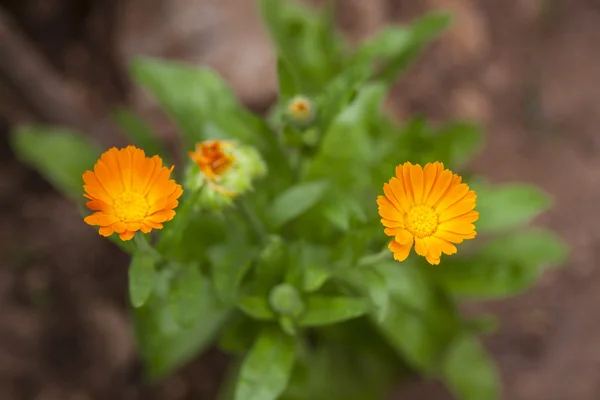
[189,140,236,195]
[83,146,183,241]
[377,162,478,265]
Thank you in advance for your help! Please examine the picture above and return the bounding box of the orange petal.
[381,218,404,228]
[438,219,476,235]
[399,162,415,206]
[435,183,470,213]
[389,240,412,262]
[98,225,115,237]
[395,229,413,245]
[112,221,127,233]
[414,237,428,256]
[82,171,112,204]
[383,182,404,213]
[410,164,424,204]
[425,169,452,207]
[84,212,119,227]
[377,195,403,221]
[439,198,478,223]
[147,209,176,223]
[422,162,440,204]
[119,230,135,241]
[433,230,466,244]
[86,200,109,212]
[389,177,412,213]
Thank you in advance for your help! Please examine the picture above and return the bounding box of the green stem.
[237,196,268,243]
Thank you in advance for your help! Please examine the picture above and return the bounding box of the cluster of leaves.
[10,1,568,400]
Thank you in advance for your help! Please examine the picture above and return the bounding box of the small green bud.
[269,283,305,318]
[285,95,316,127]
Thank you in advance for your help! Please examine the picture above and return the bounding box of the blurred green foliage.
[10,1,568,400]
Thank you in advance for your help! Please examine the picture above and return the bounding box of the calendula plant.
[11,1,568,399]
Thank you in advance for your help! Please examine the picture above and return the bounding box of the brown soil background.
[1,0,599,399]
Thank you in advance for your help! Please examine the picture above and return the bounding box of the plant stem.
[238,196,268,243]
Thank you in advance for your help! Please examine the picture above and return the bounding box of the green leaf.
[316,65,370,132]
[296,243,330,293]
[129,251,157,308]
[209,243,258,305]
[133,270,230,380]
[474,182,552,233]
[235,327,296,400]
[10,125,100,200]
[277,57,300,100]
[307,83,386,190]
[219,314,259,354]
[441,334,500,400]
[351,12,452,86]
[267,180,330,229]
[259,0,343,93]
[237,296,276,320]
[111,108,166,159]
[434,122,483,167]
[168,262,205,327]
[438,228,568,299]
[298,296,369,327]
[130,57,238,148]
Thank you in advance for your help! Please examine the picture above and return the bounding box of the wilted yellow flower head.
[377,162,478,265]
[83,146,183,241]
[188,140,235,184]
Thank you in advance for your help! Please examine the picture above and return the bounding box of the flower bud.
[269,283,304,318]
[285,95,316,127]
[185,140,266,210]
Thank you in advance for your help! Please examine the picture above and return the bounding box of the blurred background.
[1,0,599,399]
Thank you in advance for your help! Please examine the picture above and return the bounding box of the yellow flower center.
[405,204,439,238]
[112,191,149,222]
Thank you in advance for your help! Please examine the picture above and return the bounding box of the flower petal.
[410,164,425,204]
[119,230,135,241]
[377,195,403,221]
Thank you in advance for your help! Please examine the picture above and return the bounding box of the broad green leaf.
[438,229,568,299]
[168,262,205,327]
[129,251,157,308]
[267,180,330,229]
[307,83,386,190]
[298,296,369,327]
[10,125,100,200]
[374,260,433,312]
[235,327,296,400]
[277,57,300,100]
[473,182,552,233]
[129,57,238,147]
[133,270,230,380]
[341,267,390,322]
[237,296,276,320]
[111,108,166,159]
[441,334,500,400]
[209,243,258,305]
